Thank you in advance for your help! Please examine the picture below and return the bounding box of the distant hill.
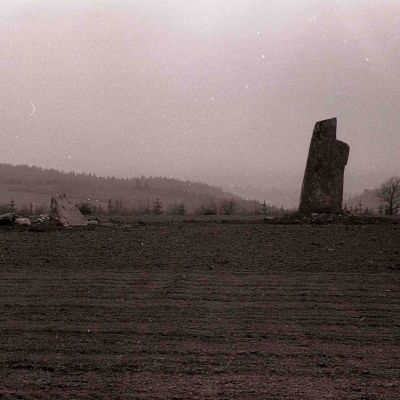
[0,163,260,214]
[206,168,399,209]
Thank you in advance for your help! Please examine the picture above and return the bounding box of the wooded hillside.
[0,163,260,214]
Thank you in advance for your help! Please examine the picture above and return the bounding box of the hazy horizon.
[1,0,399,200]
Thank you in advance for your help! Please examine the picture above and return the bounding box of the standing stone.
[299,118,349,214]
[49,194,88,227]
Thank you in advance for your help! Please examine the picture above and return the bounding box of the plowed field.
[1,222,399,399]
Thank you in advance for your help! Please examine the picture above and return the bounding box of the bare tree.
[376,176,400,215]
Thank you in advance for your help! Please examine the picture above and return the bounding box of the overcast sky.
[1,0,399,193]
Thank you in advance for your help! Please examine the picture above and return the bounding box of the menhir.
[299,118,350,214]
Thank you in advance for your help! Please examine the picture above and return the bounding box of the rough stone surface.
[299,118,349,213]
[49,194,88,227]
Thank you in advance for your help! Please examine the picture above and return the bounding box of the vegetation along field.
[1,220,399,399]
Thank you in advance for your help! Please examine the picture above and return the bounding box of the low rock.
[34,214,50,224]
[15,217,31,226]
[0,213,16,225]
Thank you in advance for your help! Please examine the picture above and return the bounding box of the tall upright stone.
[299,118,349,214]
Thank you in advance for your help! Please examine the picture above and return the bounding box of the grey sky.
[1,0,399,196]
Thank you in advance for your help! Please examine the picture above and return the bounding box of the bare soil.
[0,221,399,399]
